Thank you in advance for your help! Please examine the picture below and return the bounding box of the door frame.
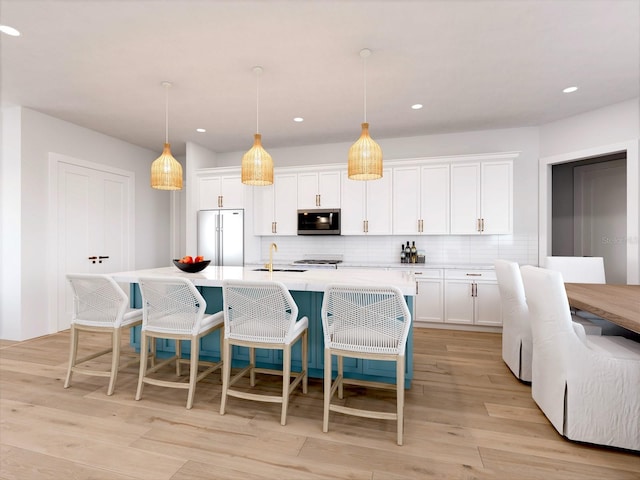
[46,152,136,333]
[539,140,639,283]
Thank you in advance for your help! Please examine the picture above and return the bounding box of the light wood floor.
[1,328,638,479]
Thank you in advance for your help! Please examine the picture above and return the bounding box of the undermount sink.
[252,268,307,272]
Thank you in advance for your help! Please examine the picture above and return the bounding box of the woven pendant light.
[151,82,183,190]
[348,49,382,180]
[242,66,274,186]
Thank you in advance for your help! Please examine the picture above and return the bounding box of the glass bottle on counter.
[404,241,411,262]
[400,243,406,263]
[411,241,417,263]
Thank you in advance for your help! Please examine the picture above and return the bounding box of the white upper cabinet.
[450,160,512,234]
[480,161,513,234]
[340,169,392,235]
[198,174,245,210]
[392,166,421,235]
[392,164,450,235]
[196,153,515,238]
[253,173,298,236]
[297,170,341,209]
[420,165,450,234]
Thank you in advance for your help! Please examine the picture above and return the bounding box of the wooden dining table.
[564,283,640,334]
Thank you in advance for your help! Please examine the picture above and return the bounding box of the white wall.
[0,107,174,340]
[1,107,23,340]
[539,99,639,157]
[539,98,640,283]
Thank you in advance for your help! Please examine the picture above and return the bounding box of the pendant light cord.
[162,81,172,144]
[165,86,169,143]
[252,66,263,134]
[363,53,367,123]
[256,70,260,134]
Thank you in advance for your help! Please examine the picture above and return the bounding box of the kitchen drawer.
[444,269,496,281]
[413,268,443,279]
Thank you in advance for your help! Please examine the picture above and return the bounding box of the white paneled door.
[55,159,133,331]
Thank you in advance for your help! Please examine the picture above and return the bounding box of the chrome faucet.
[265,242,278,272]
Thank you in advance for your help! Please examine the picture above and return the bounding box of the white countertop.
[111,265,417,296]
[338,262,495,270]
[251,261,495,270]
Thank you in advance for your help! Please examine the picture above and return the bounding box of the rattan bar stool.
[136,276,224,409]
[321,284,412,445]
[220,280,308,425]
[65,273,143,395]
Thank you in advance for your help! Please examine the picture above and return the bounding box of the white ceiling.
[1,0,638,156]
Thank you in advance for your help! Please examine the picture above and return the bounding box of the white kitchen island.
[112,265,416,387]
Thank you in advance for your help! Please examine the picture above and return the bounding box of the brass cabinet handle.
[316,194,320,207]
[466,273,482,276]
[272,221,277,234]
[481,218,485,232]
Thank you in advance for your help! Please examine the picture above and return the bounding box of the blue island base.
[130,286,413,388]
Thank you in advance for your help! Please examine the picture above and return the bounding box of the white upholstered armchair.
[521,265,640,451]
[494,260,532,382]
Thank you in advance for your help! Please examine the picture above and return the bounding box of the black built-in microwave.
[297,209,341,235]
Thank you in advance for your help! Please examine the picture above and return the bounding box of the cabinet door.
[415,278,443,323]
[474,282,503,326]
[198,175,244,209]
[273,173,298,235]
[198,177,222,210]
[340,171,366,235]
[219,175,244,208]
[450,163,481,234]
[444,280,474,324]
[318,171,341,208]
[297,171,341,209]
[392,166,421,234]
[480,161,512,234]
[252,183,275,235]
[297,172,319,209]
[365,168,392,235]
[420,165,450,234]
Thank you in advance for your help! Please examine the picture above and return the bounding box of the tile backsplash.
[259,234,538,266]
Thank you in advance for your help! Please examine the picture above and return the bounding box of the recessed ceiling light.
[563,86,578,93]
[411,104,423,110]
[196,128,206,133]
[0,25,20,36]
[293,117,304,122]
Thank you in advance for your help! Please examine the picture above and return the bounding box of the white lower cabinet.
[444,270,502,326]
[414,269,444,323]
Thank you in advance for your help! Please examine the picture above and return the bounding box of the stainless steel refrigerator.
[197,209,244,266]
